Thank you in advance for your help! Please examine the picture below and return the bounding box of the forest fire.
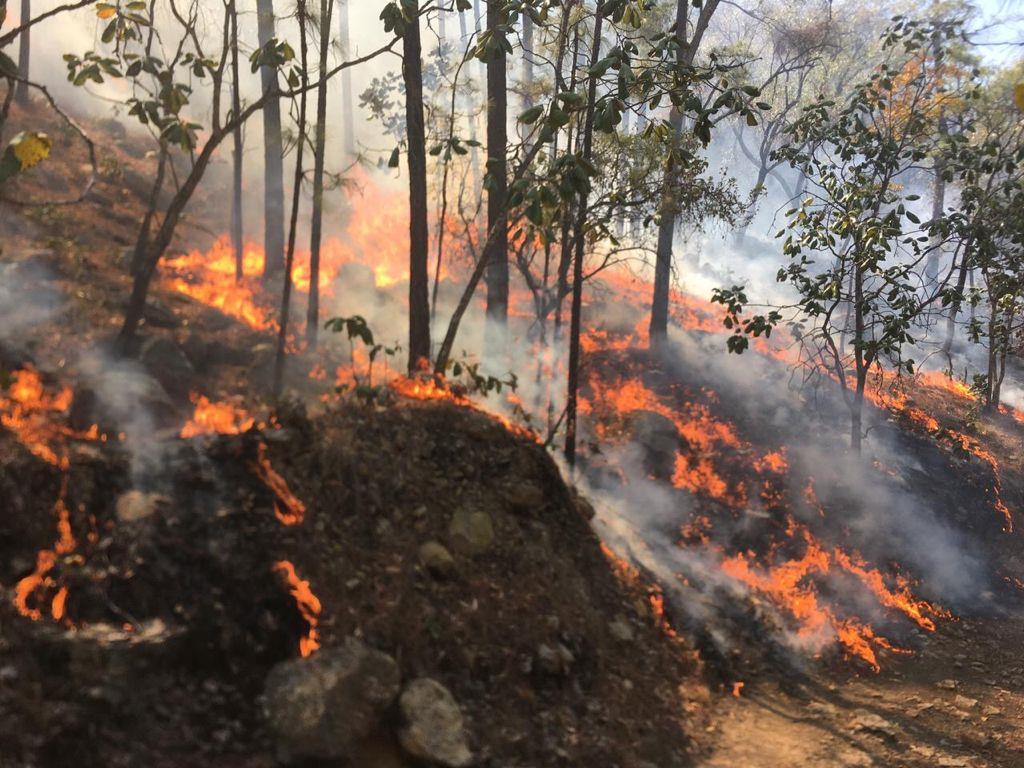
[271,560,321,658]
[1,365,81,468]
[179,393,257,438]
[161,176,415,333]
[251,442,307,526]
[13,479,77,623]
[719,521,943,671]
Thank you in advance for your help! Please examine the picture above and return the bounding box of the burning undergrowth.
[575,321,1020,678]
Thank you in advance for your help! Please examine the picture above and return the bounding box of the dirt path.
[698,616,1024,767]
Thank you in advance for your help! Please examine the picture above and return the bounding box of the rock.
[981,705,1002,716]
[398,678,473,768]
[448,509,495,556]
[263,638,401,761]
[953,694,978,710]
[501,482,546,515]
[419,541,456,579]
[115,490,167,522]
[849,710,897,738]
[936,679,958,690]
[608,617,635,643]
[139,336,195,401]
[536,643,574,676]
[936,758,969,767]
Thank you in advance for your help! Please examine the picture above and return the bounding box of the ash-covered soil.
[0,399,703,767]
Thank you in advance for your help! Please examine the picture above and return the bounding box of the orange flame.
[180,393,256,438]
[251,442,307,525]
[272,560,321,657]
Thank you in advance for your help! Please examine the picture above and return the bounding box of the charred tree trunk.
[305,0,334,350]
[129,143,168,277]
[565,9,604,468]
[256,0,286,278]
[483,0,509,358]
[649,0,718,346]
[404,4,431,371]
[273,0,311,397]
[336,0,356,158]
[943,242,973,358]
[14,0,29,104]
[229,0,244,282]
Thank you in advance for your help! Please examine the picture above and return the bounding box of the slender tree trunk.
[273,0,310,397]
[337,0,356,157]
[522,10,534,110]
[943,243,973,358]
[851,262,866,454]
[649,0,688,346]
[564,9,604,468]
[257,0,286,278]
[305,0,334,350]
[649,0,719,345]
[483,0,509,358]
[130,143,167,276]
[229,0,244,282]
[456,7,482,193]
[925,113,947,285]
[405,4,431,371]
[14,0,29,104]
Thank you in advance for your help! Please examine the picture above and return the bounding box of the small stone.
[398,678,473,767]
[608,618,635,643]
[536,643,574,676]
[850,710,897,738]
[448,509,495,556]
[981,705,1002,716]
[419,541,456,579]
[953,695,978,710]
[936,679,958,690]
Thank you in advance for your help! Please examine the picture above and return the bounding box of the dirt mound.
[0,396,701,767]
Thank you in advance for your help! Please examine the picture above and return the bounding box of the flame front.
[272,560,321,658]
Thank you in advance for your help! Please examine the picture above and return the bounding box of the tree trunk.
[129,143,168,276]
[405,4,431,372]
[925,113,947,285]
[564,9,604,468]
[229,0,244,282]
[483,0,509,358]
[256,0,285,278]
[305,0,334,350]
[15,0,29,104]
[522,9,534,110]
[337,0,356,157]
[649,0,719,346]
[273,0,310,398]
[648,0,689,346]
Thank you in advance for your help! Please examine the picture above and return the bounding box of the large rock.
[448,509,495,556]
[419,541,456,579]
[263,638,401,761]
[139,336,195,401]
[398,678,473,767]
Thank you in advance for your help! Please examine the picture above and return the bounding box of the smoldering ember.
[3,1,1024,767]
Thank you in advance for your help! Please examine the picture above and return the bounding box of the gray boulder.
[398,678,473,767]
[263,638,401,760]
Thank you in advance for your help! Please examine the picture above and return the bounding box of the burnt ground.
[0,400,703,767]
[3,98,1024,767]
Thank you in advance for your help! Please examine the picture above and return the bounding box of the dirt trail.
[698,616,1024,767]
